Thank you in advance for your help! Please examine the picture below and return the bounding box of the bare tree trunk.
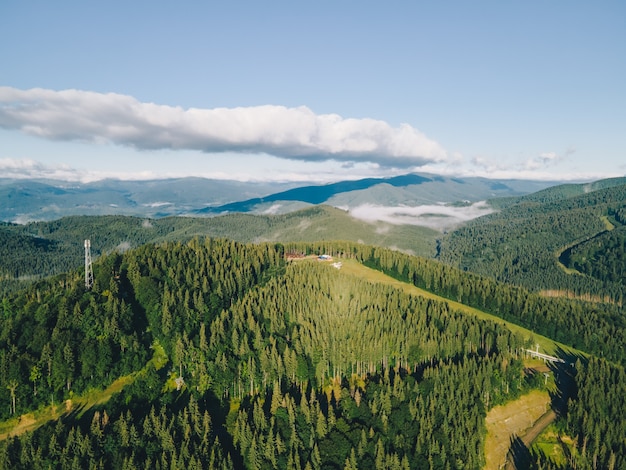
[7,380,18,415]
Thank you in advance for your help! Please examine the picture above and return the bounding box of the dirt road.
[504,409,557,470]
[484,390,551,470]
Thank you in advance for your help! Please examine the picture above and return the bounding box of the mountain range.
[1,173,559,223]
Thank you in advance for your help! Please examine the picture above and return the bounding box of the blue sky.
[1,0,624,183]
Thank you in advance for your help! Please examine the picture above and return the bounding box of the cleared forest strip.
[0,340,167,441]
[337,259,578,356]
[0,375,132,441]
[539,288,619,305]
[483,390,551,470]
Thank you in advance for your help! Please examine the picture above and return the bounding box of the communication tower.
[85,239,94,289]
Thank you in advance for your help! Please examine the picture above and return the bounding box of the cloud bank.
[0,87,447,168]
[349,202,494,230]
[0,157,85,181]
[468,147,578,178]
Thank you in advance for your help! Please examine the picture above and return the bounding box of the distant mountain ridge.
[195,173,559,215]
[0,177,298,222]
[195,174,433,214]
[3,175,623,297]
[1,173,562,223]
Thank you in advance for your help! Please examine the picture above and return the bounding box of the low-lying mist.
[349,201,494,230]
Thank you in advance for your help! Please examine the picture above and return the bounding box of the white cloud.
[349,202,494,230]
[142,202,173,208]
[524,147,575,171]
[539,151,558,161]
[262,204,283,215]
[436,146,611,181]
[0,86,448,168]
[115,241,132,253]
[0,155,408,184]
[0,157,83,180]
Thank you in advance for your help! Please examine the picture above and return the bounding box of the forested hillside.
[5,178,626,302]
[561,225,626,287]
[438,180,626,303]
[0,207,438,294]
[527,357,626,470]
[1,239,624,468]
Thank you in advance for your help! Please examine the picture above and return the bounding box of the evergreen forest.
[0,207,437,295]
[0,239,623,468]
[0,178,625,469]
[438,180,626,304]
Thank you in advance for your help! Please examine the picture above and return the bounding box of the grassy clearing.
[532,423,572,467]
[484,390,551,470]
[337,259,579,356]
[73,375,135,415]
[0,374,133,440]
[0,340,168,441]
[600,215,615,231]
[0,407,56,440]
[149,339,169,371]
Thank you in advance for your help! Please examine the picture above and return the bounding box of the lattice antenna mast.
[84,239,94,289]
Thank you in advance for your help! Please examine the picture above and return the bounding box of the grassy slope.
[334,259,572,470]
[532,423,572,467]
[0,341,168,441]
[337,259,579,356]
[0,376,134,441]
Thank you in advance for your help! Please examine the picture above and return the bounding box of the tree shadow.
[508,435,532,469]
[548,347,584,417]
[201,389,246,469]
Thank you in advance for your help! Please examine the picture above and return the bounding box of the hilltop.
[0,206,438,294]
